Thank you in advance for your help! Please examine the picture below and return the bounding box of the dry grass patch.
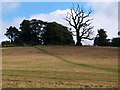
[40,46,118,69]
[2,46,118,88]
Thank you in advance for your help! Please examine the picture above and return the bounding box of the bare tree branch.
[64,3,94,45]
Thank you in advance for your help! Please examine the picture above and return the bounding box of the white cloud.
[3,17,25,29]
[0,17,25,42]
[2,2,20,13]
[0,19,9,43]
[30,9,70,26]
[88,2,118,39]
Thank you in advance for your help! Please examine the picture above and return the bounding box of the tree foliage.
[94,29,110,46]
[42,22,74,45]
[5,26,19,44]
[111,37,120,47]
[19,20,33,45]
[118,31,120,36]
[1,41,13,47]
[19,19,46,45]
[4,19,74,46]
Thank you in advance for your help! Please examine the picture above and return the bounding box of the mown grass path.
[34,46,118,73]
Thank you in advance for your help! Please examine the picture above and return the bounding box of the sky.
[0,1,118,45]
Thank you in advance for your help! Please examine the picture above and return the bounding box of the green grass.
[3,70,117,82]
[34,46,118,73]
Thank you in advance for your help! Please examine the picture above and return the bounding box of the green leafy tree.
[111,37,120,47]
[110,31,120,47]
[19,20,32,45]
[19,19,47,45]
[5,19,74,46]
[94,29,110,46]
[42,22,74,45]
[5,26,19,44]
[30,19,47,45]
[1,41,12,47]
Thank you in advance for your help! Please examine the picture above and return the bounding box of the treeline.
[1,19,120,47]
[94,29,120,47]
[2,19,74,46]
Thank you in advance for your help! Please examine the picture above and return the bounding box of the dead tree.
[64,4,94,46]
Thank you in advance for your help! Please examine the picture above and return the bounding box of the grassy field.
[2,45,119,88]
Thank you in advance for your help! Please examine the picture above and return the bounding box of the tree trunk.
[11,39,14,44]
[76,30,82,46]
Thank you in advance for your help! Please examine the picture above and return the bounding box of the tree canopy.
[4,19,74,46]
[5,26,19,44]
[111,37,120,47]
[94,29,110,46]
[42,22,74,45]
